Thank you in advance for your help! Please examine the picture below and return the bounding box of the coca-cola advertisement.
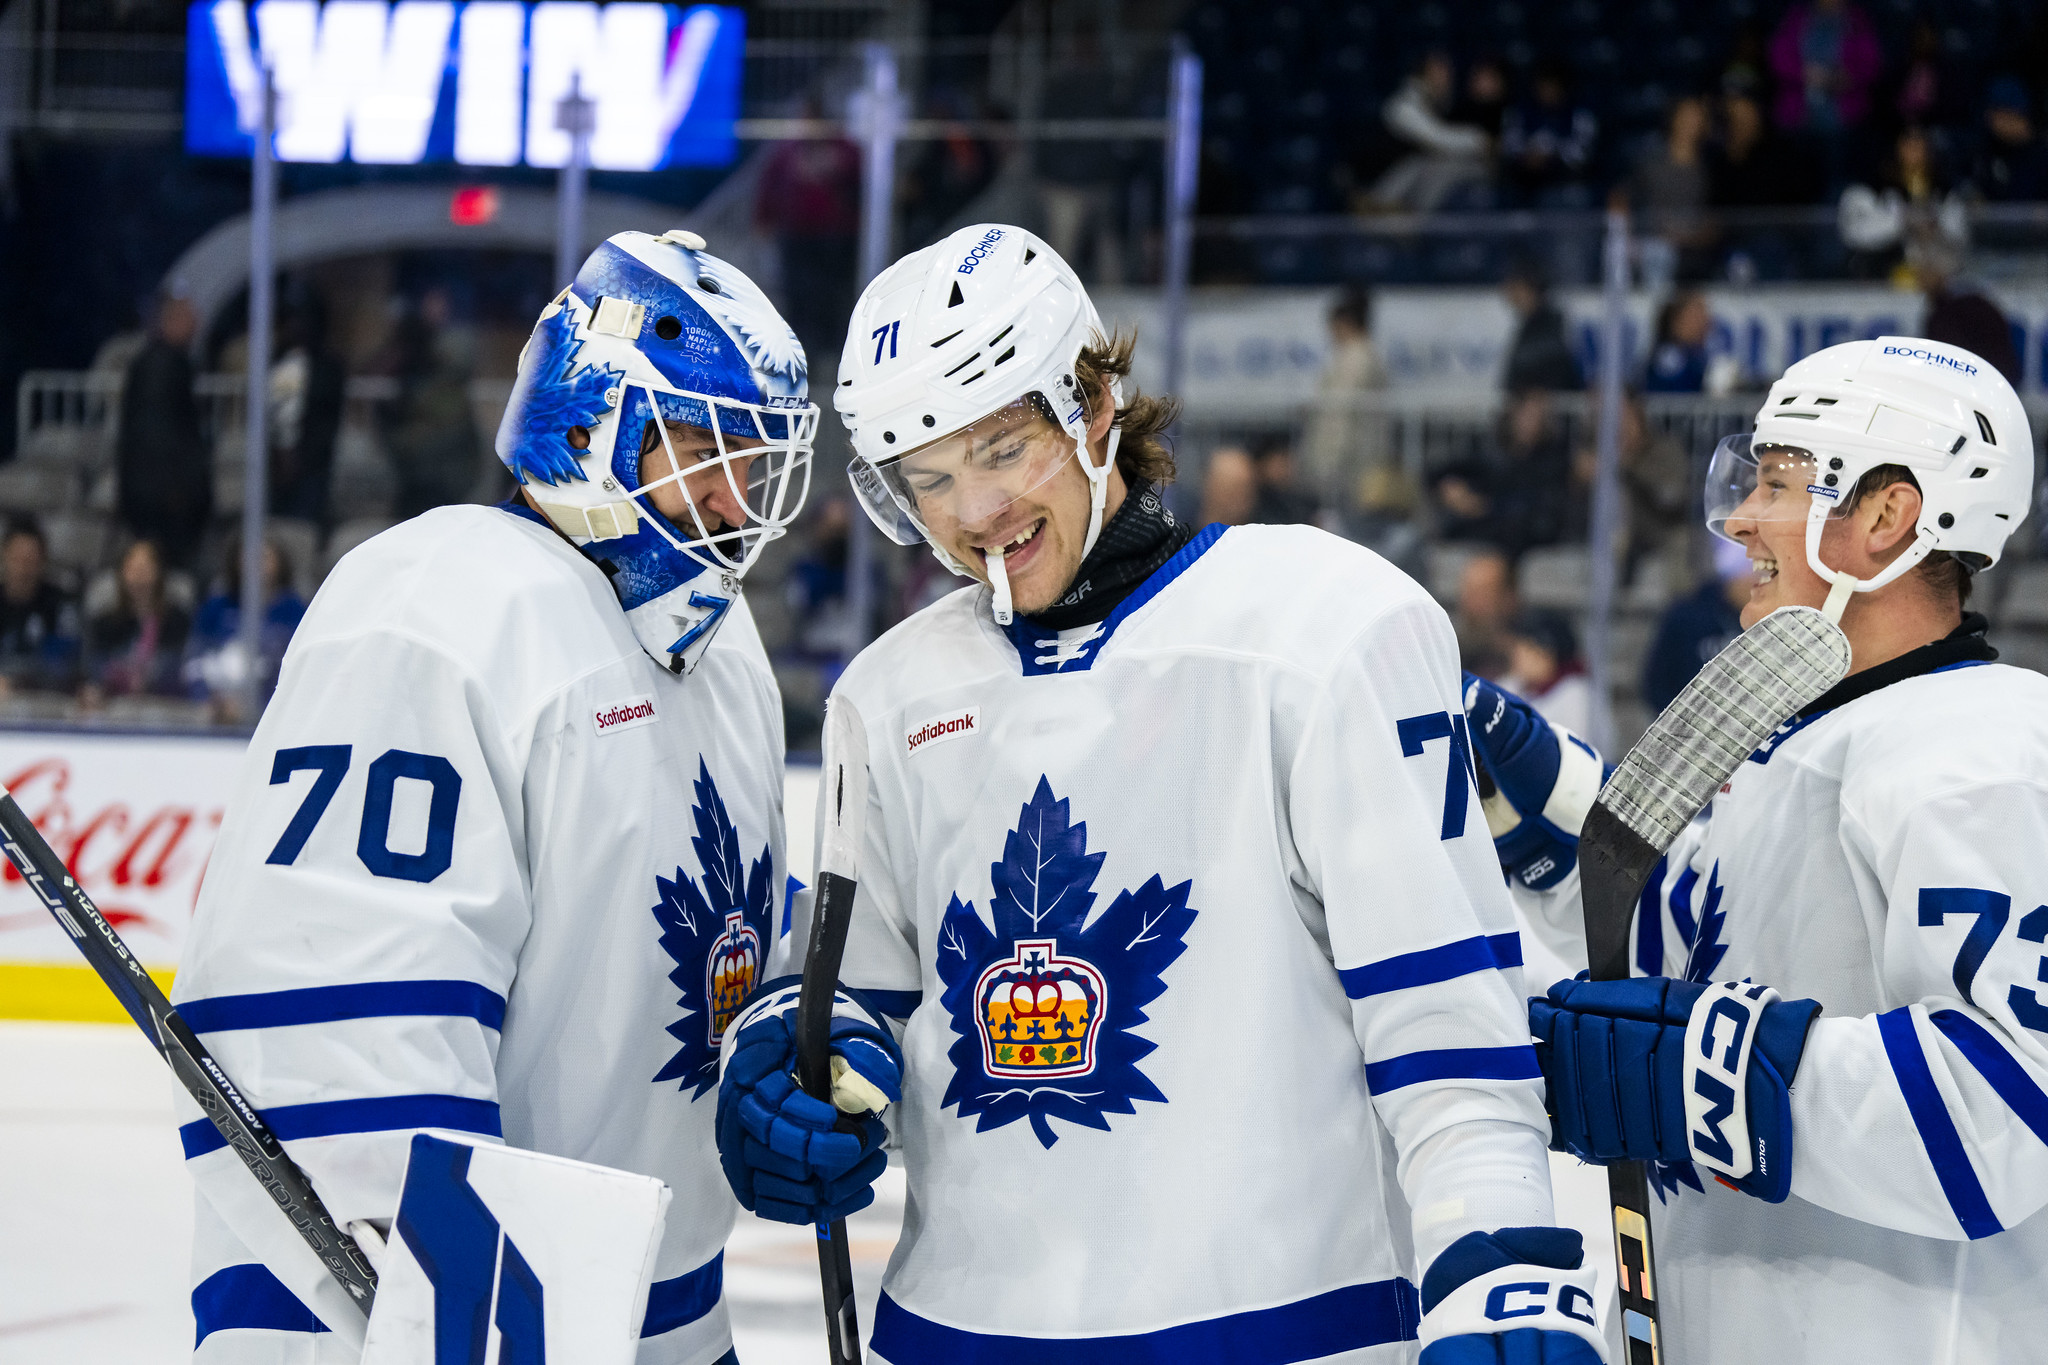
[0,731,246,977]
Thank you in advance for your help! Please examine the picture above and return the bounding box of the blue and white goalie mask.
[496,230,817,673]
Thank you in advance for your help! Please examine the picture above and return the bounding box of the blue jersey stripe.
[641,1253,724,1338]
[181,1093,502,1160]
[1877,1007,2003,1239]
[1930,1009,2048,1149]
[192,1263,330,1346]
[1364,1045,1541,1094]
[1338,933,1522,999]
[1005,524,1227,675]
[862,989,923,1019]
[871,1277,1418,1364]
[177,980,507,1033]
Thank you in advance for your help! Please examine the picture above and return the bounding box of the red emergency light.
[449,186,500,227]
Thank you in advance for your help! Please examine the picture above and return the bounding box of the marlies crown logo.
[650,760,773,1099]
[937,776,1196,1147]
[975,938,1105,1077]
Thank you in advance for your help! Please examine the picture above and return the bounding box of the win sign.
[185,0,743,169]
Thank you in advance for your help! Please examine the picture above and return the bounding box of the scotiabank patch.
[907,706,979,757]
[593,695,658,736]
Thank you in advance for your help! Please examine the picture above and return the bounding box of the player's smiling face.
[897,397,1121,617]
[1724,445,1829,627]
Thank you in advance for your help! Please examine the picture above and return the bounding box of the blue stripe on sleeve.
[863,989,922,1019]
[192,1263,330,1346]
[1364,1045,1542,1094]
[871,1277,1417,1364]
[1930,1009,2048,1149]
[177,980,507,1033]
[641,1253,724,1338]
[1338,932,1522,999]
[1877,1007,2003,1239]
[180,1094,502,1160]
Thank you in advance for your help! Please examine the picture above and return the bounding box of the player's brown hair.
[1848,463,1974,607]
[1074,328,1180,489]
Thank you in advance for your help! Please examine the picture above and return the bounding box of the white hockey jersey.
[171,503,787,1364]
[819,523,1558,1363]
[1520,652,2048,1364]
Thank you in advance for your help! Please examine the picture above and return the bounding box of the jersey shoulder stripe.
[1365,1044,1541,1094]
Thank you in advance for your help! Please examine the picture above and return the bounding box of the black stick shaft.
[797,868,863,1365]
[0,790,379,1315]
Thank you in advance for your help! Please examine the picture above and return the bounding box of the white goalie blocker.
[360,1134,670,1365]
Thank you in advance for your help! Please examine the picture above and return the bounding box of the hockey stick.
[0,784,380,1316]
[796,694,873,1365]
[1575,604,1850,1365]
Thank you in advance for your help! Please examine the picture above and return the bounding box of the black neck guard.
[1798,612,1998,719]
[1025,482,1198,631]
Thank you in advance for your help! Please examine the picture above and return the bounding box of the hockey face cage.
[617,381,818,578]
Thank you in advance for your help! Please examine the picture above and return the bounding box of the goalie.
[1468,336,2048,1362]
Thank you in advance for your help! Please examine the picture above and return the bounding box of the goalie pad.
[360,1134,670,1365]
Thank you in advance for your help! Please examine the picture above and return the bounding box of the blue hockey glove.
[1418,1227,1607,1364]
[1530,976,1821,1202]
[1463,673,1608,891]
[715,978,904,1225]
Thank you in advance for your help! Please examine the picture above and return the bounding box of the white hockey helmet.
[1706,336,2033,618]
[834,224,1121,624]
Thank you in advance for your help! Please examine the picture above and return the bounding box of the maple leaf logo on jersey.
[649,760,773,1100]
[935,777,1196,1148]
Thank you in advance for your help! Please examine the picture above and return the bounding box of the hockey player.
[170,230,815,1363]
[1467,336,2048,1362]
[715,223,1609,1363]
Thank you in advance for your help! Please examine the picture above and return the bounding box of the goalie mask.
[835,224,1120,625]
[496,230,817,672]
[1705,336,2033,621]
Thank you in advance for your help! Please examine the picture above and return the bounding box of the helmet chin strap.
[1804,499,1940,624]
[1078,427,1123,559]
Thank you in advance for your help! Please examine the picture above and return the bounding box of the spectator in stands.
[1198,446,1257,527]
[84,539,190,700]
[1038,25,1127,280]
[1249,436,1320,526]
[1642,539,1751,712]
[268,290,346,529]
[0,518,80,696]
[1452,548,1518,678]
[1970,78,2048,203]
[1629,96,1716,283]
[1644,291,1711,393]
[1913,237,2022,385]
[902,88,999,252]
[1347,464,1426,585]
[116,288,212,572]
[1432,389,1571,558]
[380,287,480,520]
[1575,393,1692,586]
[1711,84,1810,210]
[1300,286,1387,504]
[1839,126,1966,280]
[1500,269,1582,392]
[782,499,868,664]
[184,532,307,709]
[1498,609,1591,736]
[1368,51,1492,213]
[1457,57,1509,145]
[1768,0,1883,198]
[1501,60,1599,209]
[1892,22,1951,132]
[754,97,863,360]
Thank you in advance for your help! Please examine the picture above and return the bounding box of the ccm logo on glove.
[1485,1280,1599,1327]
[592,696,657,736]
[1684,980,1777,1181]
[906,706,979,757]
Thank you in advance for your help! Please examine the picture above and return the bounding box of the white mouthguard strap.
[987,544,1013,625]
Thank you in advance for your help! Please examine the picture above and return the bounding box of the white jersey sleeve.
[1790,767,2048,1241]
[172,621,526,1264]
[1287,593,1555,1266]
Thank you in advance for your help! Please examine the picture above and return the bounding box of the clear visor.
[1703,432,1848,544]
[849,394,1079,550]
[631,380,818,575]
